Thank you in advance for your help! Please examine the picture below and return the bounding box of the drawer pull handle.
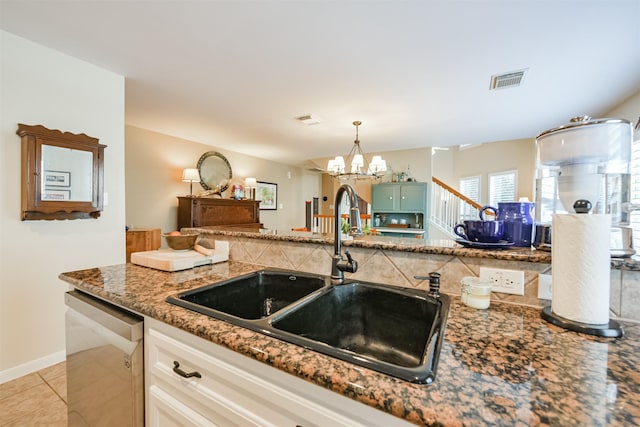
[172,361,201,379]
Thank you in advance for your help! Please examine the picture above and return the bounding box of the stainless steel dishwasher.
[65,290,144,426]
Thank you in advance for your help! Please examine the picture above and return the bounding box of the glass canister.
[461,277,492,309]
[534,116,633,226]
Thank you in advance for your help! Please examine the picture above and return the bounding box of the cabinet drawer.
[148,385,218,427]
[148,328,294,425]
[147,324,366,426]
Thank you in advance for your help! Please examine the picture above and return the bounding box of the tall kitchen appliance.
[535,116,632,338]
[65,290,144,426]
[534,116,635,257]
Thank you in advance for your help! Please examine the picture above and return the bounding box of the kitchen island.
[181,227,640,319]
[60,254,639,426]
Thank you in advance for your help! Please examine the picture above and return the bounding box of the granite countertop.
[189,227,554,263]
[188,227,640,271]
[59,261,639,426]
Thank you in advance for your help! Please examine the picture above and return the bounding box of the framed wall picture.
[43,170,70,187]
[256,181,277,210]
[42,189,71,200]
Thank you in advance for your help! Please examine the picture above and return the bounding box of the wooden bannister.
[431,177,483,210]
[430,177,488,237]
[312,213,371,234]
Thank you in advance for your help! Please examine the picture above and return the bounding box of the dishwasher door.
[65,290,144,427]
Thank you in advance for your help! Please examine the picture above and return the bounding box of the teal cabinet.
[371,182,428,237]
[371,184,397,211]
[398,184,426,211]
[372,183,427,212]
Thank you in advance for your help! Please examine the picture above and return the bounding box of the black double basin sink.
[166,269,450,384]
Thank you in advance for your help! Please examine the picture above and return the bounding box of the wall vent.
[490,69,527,90]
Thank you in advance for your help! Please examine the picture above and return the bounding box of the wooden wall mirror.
[17,124,106,220]
[197,151,232,194]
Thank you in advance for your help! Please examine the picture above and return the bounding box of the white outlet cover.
[538,273,552,300]
[479,267,525,296]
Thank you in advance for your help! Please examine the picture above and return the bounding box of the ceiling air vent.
[296,114,320,125]
[490,69,527,90]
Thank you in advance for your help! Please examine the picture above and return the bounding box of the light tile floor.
[0,362,67,426]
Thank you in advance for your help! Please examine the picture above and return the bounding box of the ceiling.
[1,0,639,169]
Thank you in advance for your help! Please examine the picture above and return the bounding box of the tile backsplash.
[222,235,639,323]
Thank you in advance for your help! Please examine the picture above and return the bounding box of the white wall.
[0,31,125,381]
[125,125,321,233]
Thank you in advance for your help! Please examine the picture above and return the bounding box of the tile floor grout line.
[37,372,67,405]
[0,363,67,427]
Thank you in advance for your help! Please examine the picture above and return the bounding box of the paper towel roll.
[552,213,610,325]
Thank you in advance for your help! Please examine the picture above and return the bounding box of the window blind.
[489,170,517,206]
[459,176,480,220]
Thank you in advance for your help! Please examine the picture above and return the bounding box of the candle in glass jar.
[460,277,492,309]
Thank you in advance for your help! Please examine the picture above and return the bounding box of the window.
[489,170,517,206]
[460,176,480,203]
[459,176,480,220]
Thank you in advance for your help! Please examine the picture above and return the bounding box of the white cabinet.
[145,317,411,427]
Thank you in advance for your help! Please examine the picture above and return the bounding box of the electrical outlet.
[537,273,552,300]
[479,267,525,295]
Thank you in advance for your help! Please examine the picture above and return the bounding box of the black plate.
[455,239,515,249]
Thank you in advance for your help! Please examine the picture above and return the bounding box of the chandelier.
[326,121,387,179]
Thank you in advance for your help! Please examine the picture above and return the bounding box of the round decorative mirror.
[197,151,232,193]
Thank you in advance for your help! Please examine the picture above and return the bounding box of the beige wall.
[431,148,455,185]
[433,138,537,204]
[605,90,640,126]
[431,89,640,204]
[125,126,322,234]
[0,31,125,381]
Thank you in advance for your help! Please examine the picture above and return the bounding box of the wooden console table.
[177,197,262,230]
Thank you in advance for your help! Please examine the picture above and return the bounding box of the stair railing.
[430,177,485,236]
[312,213,371,234]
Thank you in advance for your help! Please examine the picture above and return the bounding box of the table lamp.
[245,177,257,200]
[182,168,200,197]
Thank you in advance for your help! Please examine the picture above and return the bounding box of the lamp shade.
[368,156,387,173]
[182,168,200,182]
[352,154,364,168]
[245,177,257,187]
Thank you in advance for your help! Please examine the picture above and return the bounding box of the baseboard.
[0,350,66,384]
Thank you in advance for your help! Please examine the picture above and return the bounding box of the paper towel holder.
[541,306,624,338]
[541,199,624,338]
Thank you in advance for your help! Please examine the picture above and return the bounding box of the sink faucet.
[331,184,363,284]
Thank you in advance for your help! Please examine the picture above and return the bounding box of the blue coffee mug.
[454,220,504,243]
